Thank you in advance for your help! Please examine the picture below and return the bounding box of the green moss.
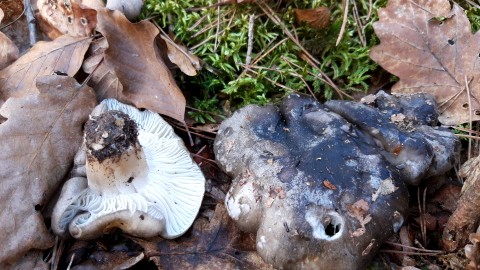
[142,0,480,123]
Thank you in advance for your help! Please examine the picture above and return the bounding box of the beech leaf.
[370,0,480,125]
[0,35,92,104]
[160,34,201,76]
[94,9,186,122]
[36,0,97,39]
[0,8,19,69]
[0,75,96,264]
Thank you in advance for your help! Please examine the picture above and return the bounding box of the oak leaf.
[135,204,273,269]
[0,75,96,264]
[90,10,186,122]
[0,35,92,104]
[370,0,480,125]
[0,8,19,69]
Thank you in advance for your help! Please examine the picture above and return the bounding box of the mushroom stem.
[84,110,149,196]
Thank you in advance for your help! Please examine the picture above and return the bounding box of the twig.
[279,57,317,100]
[243,65,296,92]
[384,241,444,253]
[366,0,373,21]
[417,187,428,247]
[456,133,480,140]
[466,75,473,160]
[336,0,350,46]
[66,254,75,270]
[168,120,216,141]
[184,122,194,146]
[245,14,255,66]
[380,250,443,256]
[214,5,221,51]
[351,0,366,46]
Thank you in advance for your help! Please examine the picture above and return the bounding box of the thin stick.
[279,57,317,100]
[336,0,350,46]
[456,134,480,140]
[466,75,473,160]
[245,14,255,66]
[380,250,443,256]
[66,254,75,270]
[455,126,480,136]
[184,122,194,146]
[280,56,331,90]
[244,66,296,91]
[366,0,373,21]
[214,5,221,51]
[351,0,366,46]
[384,241,444,253]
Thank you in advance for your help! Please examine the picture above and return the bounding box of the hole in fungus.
[325,222,341,236]
[463,103,469,109]
[448,39,455,45]
[34,204,42,211]
[80,17,88,26]
[140,215,145,220]
[306,208,344,240]
[475,110,480,116]
[127,177,134,183]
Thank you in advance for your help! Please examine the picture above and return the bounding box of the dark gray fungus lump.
[214,92,458,269]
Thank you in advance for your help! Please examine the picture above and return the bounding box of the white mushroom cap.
[52,99,205,239]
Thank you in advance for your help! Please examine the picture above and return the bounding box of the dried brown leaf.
[443,156,480,252]
[370,0,480,125]
[0,35,91,104]
[294,7,330,30]
[135,204,273,270]
[0,0,23,26]
[93,10,186,122]
[0,75,96,264]
[0,0,29,54]
[323,179,337,190]
[0,8,19,69]
[160,34,201,76]
[36,0,97,39]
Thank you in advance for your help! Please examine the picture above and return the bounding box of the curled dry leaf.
[160,34,201,76]
[443,156,480,252]
[0,35,92,105]
[347,199,372,237]
[0,75,96,265]
[91,9,186,122]
[0,8,19,69]
[294,7,331,30]
[370,0,480,125]
[465,232,480,270]
[36,0,97,39]
[135,204,273,270]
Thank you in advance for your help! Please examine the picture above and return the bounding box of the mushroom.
[106,0,144,20]
[52,99,205,239]
[214,92,458,269]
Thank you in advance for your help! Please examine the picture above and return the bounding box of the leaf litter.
[370,0,480,125]
[0,0,479,268]
[89,9,186,122]
[0,75,95,266]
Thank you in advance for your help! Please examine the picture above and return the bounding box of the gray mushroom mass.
[214,92,458,269]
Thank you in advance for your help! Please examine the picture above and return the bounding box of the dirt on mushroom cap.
[84,110,140,163]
